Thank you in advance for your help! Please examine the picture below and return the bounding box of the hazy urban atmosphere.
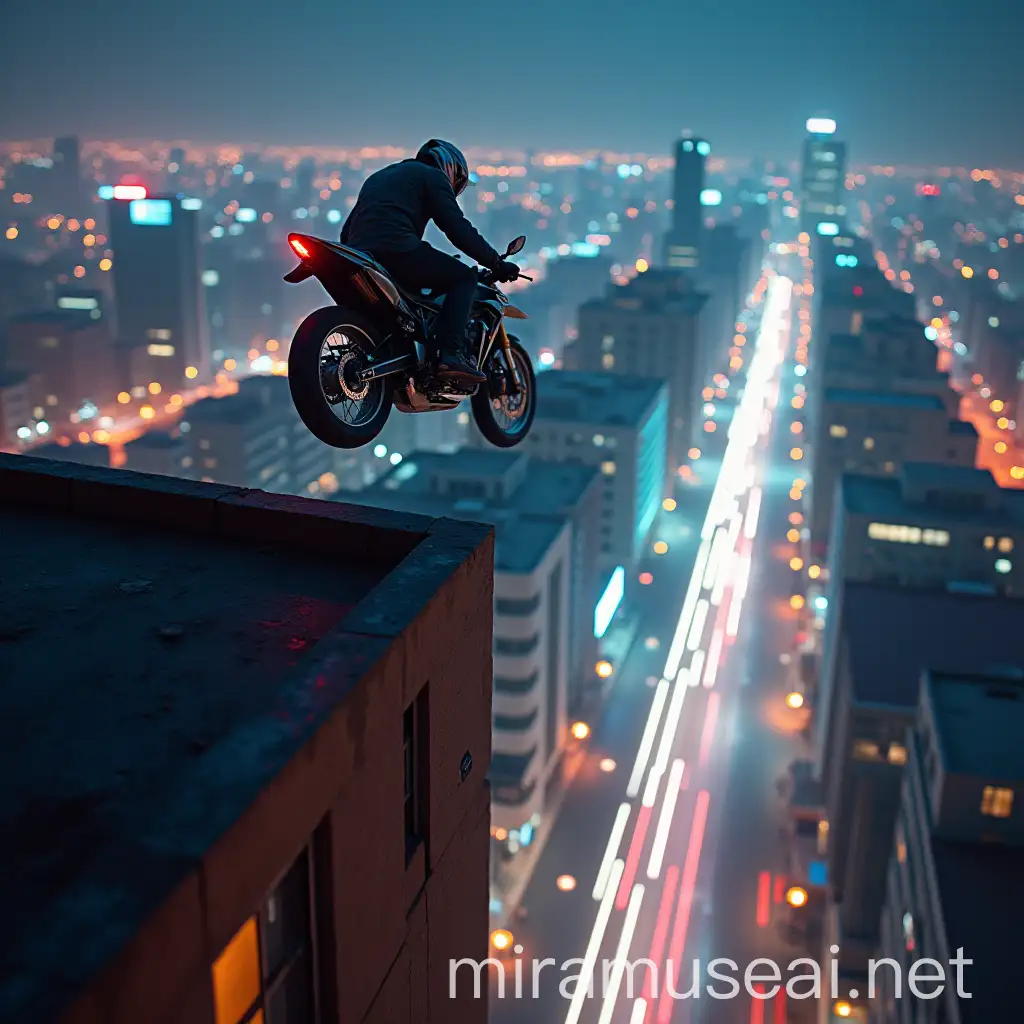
[1,4,1021,1024]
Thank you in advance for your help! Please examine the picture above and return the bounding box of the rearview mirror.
[505,235,526,257]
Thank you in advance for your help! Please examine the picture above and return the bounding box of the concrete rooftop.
[0,452,492,1021]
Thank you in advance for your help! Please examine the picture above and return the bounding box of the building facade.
[571,269,706,475]
[107,193,211,391]
[877,670,1024,1024]
[525,370,668,572]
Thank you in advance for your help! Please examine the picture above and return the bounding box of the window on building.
[863,437,875,450]
[852,739,881,761]
[601,460,616,476]
[829,424,848,438]
[181,456,194,468]
[199,439,211,450]
[867,523,949,547]
[146,328,173,340]
[204,458,218,469]
[998,537,1015,553]
[602,335,615,351]
[984,535,995,550]
[404,688,429,859]
[593,433,605,446]
[850,311,863,335]
[981,786,1014,818]
[817,819,829,855]
[883,461,895,474]
[147,343,175,357]
[211,847,316,1024]
[602,353,615,370]
[495,594,541,616]
[888,743,908,765]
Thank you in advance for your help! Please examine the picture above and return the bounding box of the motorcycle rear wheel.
[471,336,536,448]
[287,306,392,449]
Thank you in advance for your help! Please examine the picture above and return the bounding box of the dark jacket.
[341,159,500,270]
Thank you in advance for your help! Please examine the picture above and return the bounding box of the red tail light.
[290,238,310,259]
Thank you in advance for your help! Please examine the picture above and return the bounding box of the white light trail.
[647,758,686,878]
[626,680,669,799]
[597,883,646,1024]
[663,536,712,679]
[703,628,725,688]
[744,486,762,540]
[630,1000,648,1024]
[642,760,663,808]
[593,804,631,900]
[567,859,624,1024]
[686,598,709,651]
[702,526,725,591]
[688,649,706,689]
[726,555,751,637]
[650,667,690,782]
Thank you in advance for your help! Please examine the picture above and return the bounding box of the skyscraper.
[800,117,847,235]
[51,135,81,209]
[107,193,211,391]
[663,134,710,269]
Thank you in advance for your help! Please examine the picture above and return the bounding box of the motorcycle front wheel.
[287,306,392,449]
[471,336,536,448]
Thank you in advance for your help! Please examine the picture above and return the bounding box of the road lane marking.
[567,859,624,1024]
[593,804,631,900]
[598,883,646,1024]
[647,759,686,879]
[626,680,670,799]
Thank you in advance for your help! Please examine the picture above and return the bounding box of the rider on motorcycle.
[340,139,522,384]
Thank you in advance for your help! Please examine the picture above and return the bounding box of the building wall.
[491,523,571,832]
[809,402,975,551]
[575,300,701,475]
[840,510,1020,591]
[0,375,32,447]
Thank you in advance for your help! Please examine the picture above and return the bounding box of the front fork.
[480,321,523,395]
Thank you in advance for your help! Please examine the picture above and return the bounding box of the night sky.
[3,0,1020,165]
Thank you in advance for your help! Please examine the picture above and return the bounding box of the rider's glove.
[493,260,521,283]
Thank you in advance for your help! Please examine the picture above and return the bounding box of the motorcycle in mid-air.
[282,232,536,449]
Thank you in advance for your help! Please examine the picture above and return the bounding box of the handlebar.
[478,266,533,284]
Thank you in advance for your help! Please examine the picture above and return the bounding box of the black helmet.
[416,139,470,196]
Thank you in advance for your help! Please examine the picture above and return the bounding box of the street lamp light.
[571,720,591,740]
[491,929,514,951]
[786,886,808,908]
[595,660,614,679]
[834,1001,852,1018]
[785,691,805,709]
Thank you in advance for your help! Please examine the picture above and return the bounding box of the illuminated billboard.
[129,199,173,226]
[806,117,837,135]
[594,566,625,638]
[816,221,839,236]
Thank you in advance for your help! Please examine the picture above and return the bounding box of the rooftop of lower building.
[927,670,1024,779]
[840,464,1022,527]
[352,448,594,573]
[534,370,666,429]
